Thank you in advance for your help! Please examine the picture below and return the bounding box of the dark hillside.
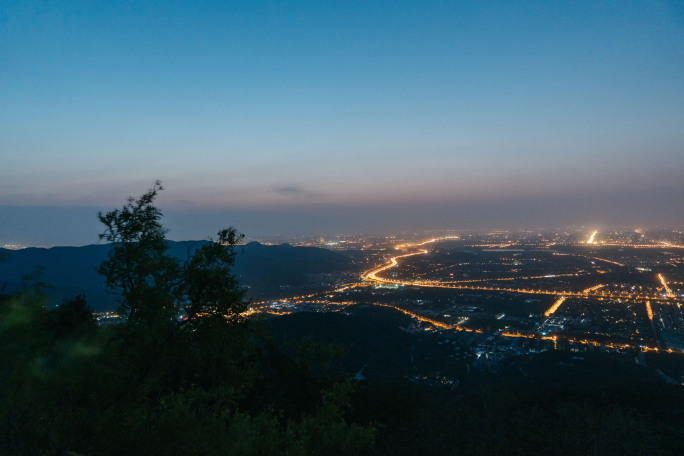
[0,241,353,310]
[0,245,113,308]
[265,306,684,455]
[267,306,418,380]
[233,242,353,297]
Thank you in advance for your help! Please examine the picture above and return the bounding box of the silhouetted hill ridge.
[0,241,352,310]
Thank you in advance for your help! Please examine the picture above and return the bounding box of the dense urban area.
[240,228,684,381]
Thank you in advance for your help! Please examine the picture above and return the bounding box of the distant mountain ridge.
[0,241,353,311]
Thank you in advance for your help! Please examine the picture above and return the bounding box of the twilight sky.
[2,0,684,245]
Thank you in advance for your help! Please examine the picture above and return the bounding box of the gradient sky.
[2,0,684,245]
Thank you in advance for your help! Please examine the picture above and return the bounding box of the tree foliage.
[181,227,248,326]
[98,180,178,322]
[51,294,95,337]
[97,181,249,328]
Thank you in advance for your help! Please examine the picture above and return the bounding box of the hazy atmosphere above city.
[2,1,683,246]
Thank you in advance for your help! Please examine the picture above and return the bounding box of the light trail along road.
[362,239,681,304]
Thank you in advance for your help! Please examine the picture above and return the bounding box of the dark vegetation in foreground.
[2,182,684,455]
[1,182,373,455]
[270,306,684,455]
[0,289,374,455]
[6,291,684,455]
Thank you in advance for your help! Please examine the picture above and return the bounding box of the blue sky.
[2,1,683,245]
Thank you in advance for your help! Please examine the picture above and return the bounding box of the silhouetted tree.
[98,180,179,322]
[52,294,95,336]
[97,181,250,329]
[181,228,249,327]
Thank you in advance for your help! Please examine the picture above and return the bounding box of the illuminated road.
[592,257,625,267]
[362,239,682,305]
[580,242,684,249]
[659,274,676,299]
[583,284,606,293]
[249,235,682,355]
[586,230,598,244]
[544,297,567,317]
[362,249,427,281]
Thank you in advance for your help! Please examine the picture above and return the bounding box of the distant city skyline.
[2,1,683,245]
